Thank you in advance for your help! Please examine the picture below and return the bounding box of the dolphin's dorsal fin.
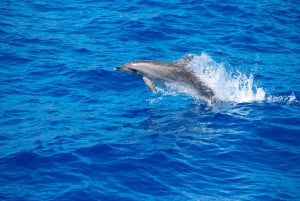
[143,76,157,92]
[172,55,194,68]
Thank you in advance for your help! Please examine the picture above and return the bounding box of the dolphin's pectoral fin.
[143,77,157,92]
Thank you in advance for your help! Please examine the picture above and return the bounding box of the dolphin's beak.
[114,66,131,71]
[114,67,121,71]
[114,66,125,71]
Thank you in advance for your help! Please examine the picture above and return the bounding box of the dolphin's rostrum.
[115,55,217,103]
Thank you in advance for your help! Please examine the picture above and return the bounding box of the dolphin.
[115,55,217,103]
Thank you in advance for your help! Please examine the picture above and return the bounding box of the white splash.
[188,53,266,103]
[149,52,298,105]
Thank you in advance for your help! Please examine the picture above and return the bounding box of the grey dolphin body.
[115,55,217,103]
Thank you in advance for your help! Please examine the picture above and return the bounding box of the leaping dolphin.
[115,55,217,103]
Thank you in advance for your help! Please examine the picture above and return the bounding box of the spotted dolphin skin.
[115,55,217,103]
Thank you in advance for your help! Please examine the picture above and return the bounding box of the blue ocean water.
[0,0,300,200]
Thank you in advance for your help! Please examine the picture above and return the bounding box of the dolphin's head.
[115,60,171,79]
[114,62,139,73]
[115,61,156,77]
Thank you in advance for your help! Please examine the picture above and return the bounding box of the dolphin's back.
[131,61,180,79]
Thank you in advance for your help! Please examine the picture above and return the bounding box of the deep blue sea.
[1,0,300,200]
